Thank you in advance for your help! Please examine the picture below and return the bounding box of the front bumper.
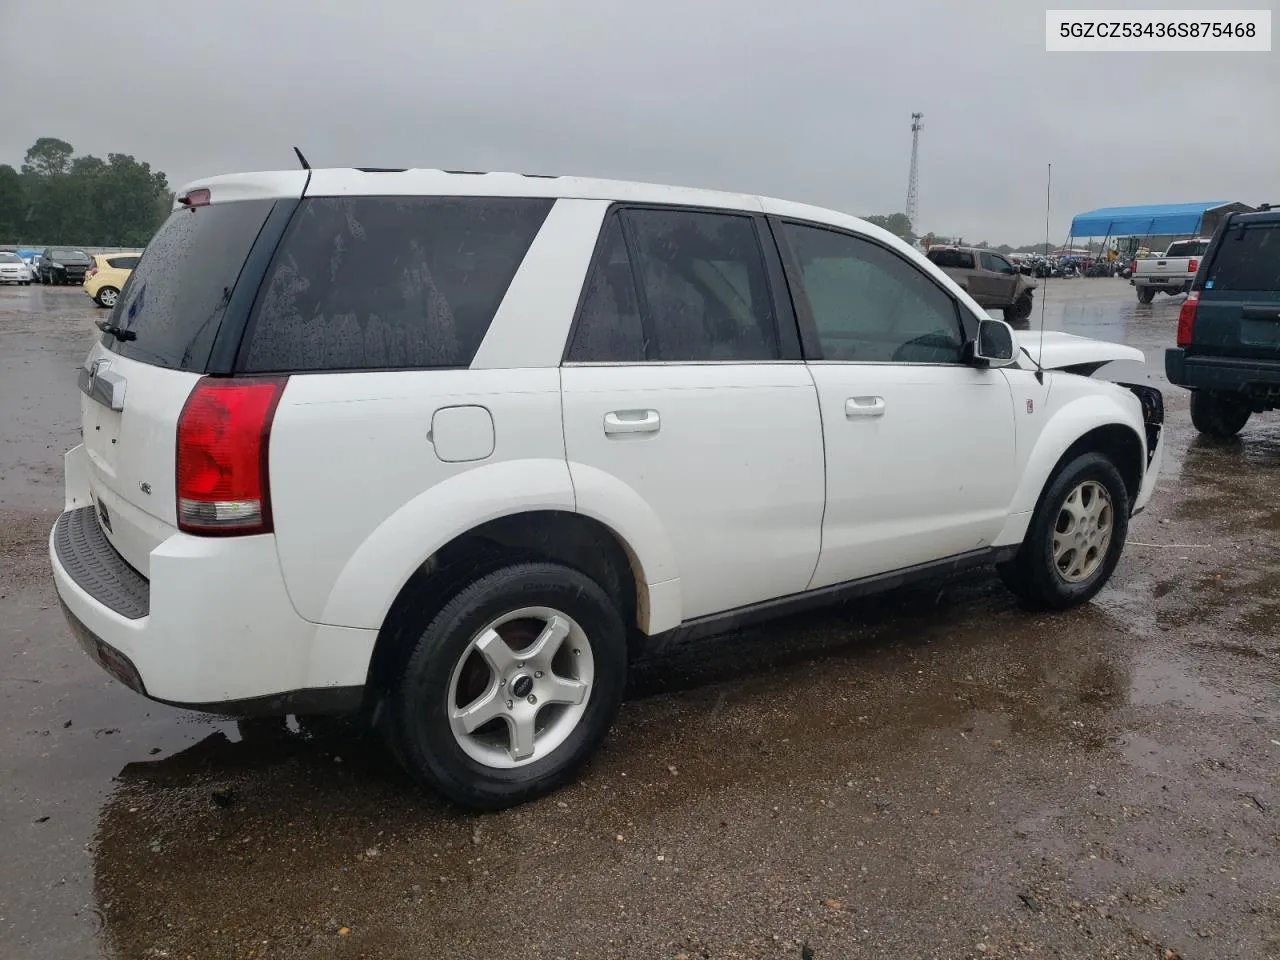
[50,444,377,714]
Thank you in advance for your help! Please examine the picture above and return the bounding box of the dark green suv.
[1165,205,1280,439]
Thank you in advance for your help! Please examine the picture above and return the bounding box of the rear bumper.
[1165,349,1280,392]
[50,447,377,714]
[1134,275,1190,288]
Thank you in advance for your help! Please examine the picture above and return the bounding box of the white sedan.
[0,252,34,285]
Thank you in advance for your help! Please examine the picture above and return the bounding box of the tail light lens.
[1176,291,1200,347]
[176,378,287,535]
[1187,258,1199,275]
[87,266,98,278]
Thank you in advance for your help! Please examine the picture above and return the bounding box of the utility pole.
[905,112,922,231]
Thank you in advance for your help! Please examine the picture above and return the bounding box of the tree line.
[862,212,1053,254]
[0,137,173,247]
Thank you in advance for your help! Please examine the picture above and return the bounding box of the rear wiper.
[96,321,137,342]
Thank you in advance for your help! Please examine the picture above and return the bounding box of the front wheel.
[1190,390,1251,439]
[998,452,1130,610]
[386,562,627,810]
[1005,292,1034,324]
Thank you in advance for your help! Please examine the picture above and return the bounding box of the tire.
[1189,390,1251,439]
[95,286,119,308]
[1005,292,1034,324]
[998,452,1130,610]
[386,562,627,810]
[1137,287,1154,304]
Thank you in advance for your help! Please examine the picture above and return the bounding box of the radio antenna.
[1036,162,1052,384]
[293,146,311,171]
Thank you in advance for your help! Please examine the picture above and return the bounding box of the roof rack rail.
[355,167,407,173]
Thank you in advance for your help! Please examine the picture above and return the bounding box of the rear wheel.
[1137,287,1155,303]
[1190,390,1251,439]
[95,286,119,308]
[385,562,627,810]
[998,452,1130,610]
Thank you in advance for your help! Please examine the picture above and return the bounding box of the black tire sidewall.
[96,287,118,308]
[1190,390,1250,439]
[391,562,627,810]
[1022,453,1130,609]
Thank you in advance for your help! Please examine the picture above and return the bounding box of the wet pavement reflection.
[2,281,1278,959]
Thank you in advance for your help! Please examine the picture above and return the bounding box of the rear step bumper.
[49,502,378,715]
[1166,349,1280,392]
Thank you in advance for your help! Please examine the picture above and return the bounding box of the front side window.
[566,207,781,363]
[779,222,964,364]
[982,252,1015,274]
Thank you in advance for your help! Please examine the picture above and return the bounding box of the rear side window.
[107,255,140,269]
[241,196,553,373]
[567,208,780,363]
[1204,225,1280,294]
[926,249,975,269]
[105,199,276,371]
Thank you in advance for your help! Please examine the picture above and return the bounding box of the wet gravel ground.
[2,280,1277,960]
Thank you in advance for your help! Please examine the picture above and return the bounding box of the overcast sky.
[1,0,1275,244]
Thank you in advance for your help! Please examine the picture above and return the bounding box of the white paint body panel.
[561,363,825,621]
[50,168,1164,709]
[807,363,1016,587]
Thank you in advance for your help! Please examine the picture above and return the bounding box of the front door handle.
[845,396,885,418]
[603,409,661,436]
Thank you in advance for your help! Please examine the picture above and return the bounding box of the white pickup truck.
[1132,237,1210,303]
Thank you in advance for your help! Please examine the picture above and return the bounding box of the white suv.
[50,168,1165,809]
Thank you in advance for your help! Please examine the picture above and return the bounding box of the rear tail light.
[1176,291,1200,347]
[87,266,97,278]
[1187,258,1199,275]
[176,377,287,535]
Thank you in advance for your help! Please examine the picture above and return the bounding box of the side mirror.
[971,317,1017,367]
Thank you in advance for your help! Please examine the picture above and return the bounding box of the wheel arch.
[996,395,1146,547]
[364,509,656,696]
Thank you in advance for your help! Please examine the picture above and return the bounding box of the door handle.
[603,409,661,436]
[845,396,885,418]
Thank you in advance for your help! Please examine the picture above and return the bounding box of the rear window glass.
[1166,239,1210,258]
[241,196,553,373]
[104,199,275,371]
[1204,225,1280,294]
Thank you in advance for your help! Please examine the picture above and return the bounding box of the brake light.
[1187,258,1199,275]
[179,188,211,208]
[176,378,286,535]
[87,267,97,278]
[1176,291,1200,347]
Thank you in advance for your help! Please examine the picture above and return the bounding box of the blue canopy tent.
[1068,202,1254,256]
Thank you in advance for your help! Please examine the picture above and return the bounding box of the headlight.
[51,262,64,268]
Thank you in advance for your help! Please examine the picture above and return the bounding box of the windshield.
[0,253,21,263]
[51,249,90,262]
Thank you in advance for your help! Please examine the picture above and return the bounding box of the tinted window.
[781,223,964,364]
[104,199,275,371]
[52,249,91,263]
[623,208,778,362]
[983,253,1015,274]
[926,248,975,270]
[242,196,552,372]
[566,216,647,362]
[1166,239,1210,258]
[107,255,140,269]
[1204,225,1280,294]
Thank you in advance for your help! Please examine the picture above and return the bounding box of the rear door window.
[1204,225,1280,295]
[104,199,276,371]
[241,196,553,373]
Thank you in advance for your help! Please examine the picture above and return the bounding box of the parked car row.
[0,248,138,306]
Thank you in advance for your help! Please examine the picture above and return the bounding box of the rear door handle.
[603,410,661,435]
[845,396,886,418]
